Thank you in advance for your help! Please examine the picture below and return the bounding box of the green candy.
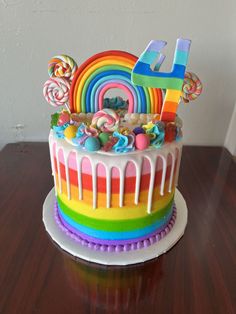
[99,132,110,145]
[50,112,59,128]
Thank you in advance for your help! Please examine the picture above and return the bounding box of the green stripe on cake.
[57,196,174,232]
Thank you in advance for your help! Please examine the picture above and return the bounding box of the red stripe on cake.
[54,157,173,193]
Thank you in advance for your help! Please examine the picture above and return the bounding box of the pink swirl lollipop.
[182,72,202,103]
[92,108,120,132]
[43,77,70,108]
[48,55,78,81]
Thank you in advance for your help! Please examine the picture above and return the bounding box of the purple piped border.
[54,202,177,252]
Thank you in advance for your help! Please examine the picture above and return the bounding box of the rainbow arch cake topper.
[69,50,163,114]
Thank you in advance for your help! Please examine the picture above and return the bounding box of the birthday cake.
[44,38,202,253]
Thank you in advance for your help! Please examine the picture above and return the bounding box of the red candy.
[164,123,176,142]
[101,137,118,152]
[58,112,70,126]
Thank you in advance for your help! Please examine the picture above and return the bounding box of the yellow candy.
[152,114,161,123]
[64,125,78,139]
[143,121,155,131]
[120,127,131,135]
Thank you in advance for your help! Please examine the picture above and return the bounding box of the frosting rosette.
[48,55,78,81]
[53,124,68,139]
[182,72,202,102]
[72,123,89,146]
[112,132,135,153]
[43,77,70,108]
[143,121,165,148]
[72,123,98,147]
[92,108,120,132]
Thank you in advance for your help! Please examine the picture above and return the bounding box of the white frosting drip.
[168,153,175,193]
[49,135,58,196]
[119,163,126,207]
[75,152,82,200]
[91,161,97,209]
[174,145,182,187]
[56,147,62,194]
[159,155,167,196]
[65,153,71,200]
[106,166,111,208]
[147,155,156,214]
[49,131,182,213]
[134,159,142,205]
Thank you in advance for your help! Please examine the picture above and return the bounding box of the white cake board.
[43,188,188,266]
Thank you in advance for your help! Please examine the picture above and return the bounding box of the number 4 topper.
[131,38,191,122]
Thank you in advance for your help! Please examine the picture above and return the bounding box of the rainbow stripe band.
[55,202,177,251]
[86,71,147,113]
[70,51,162,114]
[57,195,174,231]
[132,39,191,121]
[57,196,174,241]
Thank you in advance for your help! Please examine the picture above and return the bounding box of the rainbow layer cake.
[43,38,202,252]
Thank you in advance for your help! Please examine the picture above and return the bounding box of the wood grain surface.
[0,143,235,314]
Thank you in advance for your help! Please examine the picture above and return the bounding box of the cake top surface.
[44,38,202,154]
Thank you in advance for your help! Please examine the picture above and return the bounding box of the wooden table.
[0,143,235,314]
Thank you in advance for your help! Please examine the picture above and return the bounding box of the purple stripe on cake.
[57,206,173,245]
[54,201,177,252]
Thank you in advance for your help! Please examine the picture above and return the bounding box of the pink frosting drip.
[54,202,177,253]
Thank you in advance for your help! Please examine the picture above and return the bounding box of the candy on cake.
[43,38,202,264]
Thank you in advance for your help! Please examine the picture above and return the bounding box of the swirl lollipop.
[182,72,202,103]
[43,77,71,111]
[48,55,78,81]
[92,108,120,132]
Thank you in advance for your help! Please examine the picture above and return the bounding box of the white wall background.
[0,0,235,150]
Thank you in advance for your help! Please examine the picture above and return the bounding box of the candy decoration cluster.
[132,39,191,121]
[51,107,182,153]
[43,39,202,129]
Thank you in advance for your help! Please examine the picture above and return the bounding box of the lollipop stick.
[65,103,71,114]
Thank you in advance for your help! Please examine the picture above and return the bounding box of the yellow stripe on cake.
[57,188,175,220]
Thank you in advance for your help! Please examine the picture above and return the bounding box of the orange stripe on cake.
[55,176,174,208]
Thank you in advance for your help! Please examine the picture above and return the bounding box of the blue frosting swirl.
[145,121,165,148]
[53,123,69,139]
[72,123,89,146]
[112,132,135,153]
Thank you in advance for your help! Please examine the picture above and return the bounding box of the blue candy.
[84,137,101,152]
